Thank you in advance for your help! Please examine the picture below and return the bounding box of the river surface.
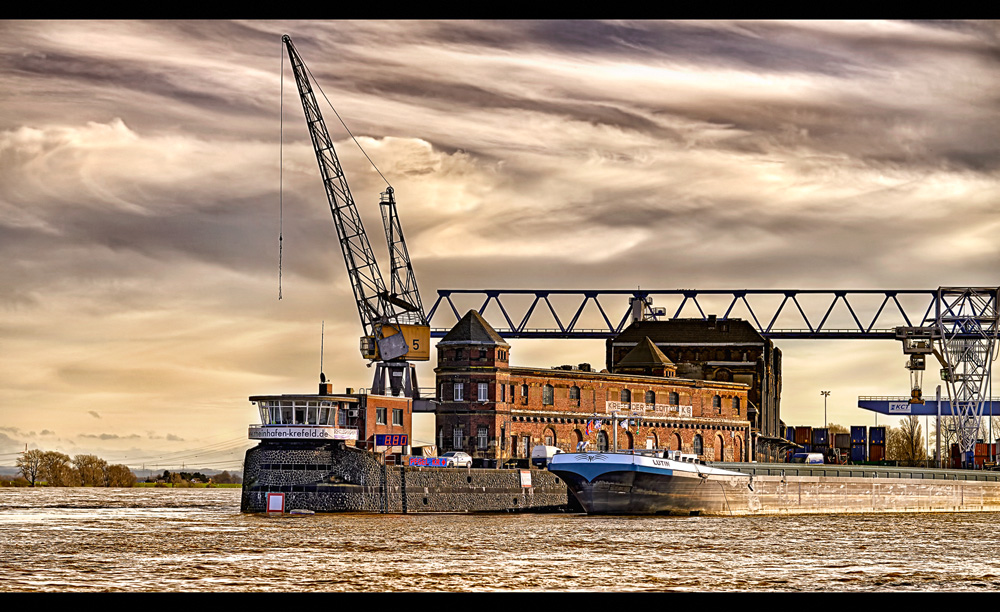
[2,487,1000,592]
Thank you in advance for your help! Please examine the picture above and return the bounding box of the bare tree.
[827,423,849,435]
[73,454,108,487]
[39,451,75,486]
[16,449,44,486]
[888,416,926,466]
[105,465,136,488]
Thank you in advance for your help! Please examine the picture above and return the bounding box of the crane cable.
[278,38,284,300]
[277,39,393,302]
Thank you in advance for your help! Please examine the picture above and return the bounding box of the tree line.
[15,450,136,487]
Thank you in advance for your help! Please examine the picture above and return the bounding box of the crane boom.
[282,35,429,365]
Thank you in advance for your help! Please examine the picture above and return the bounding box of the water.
[2,487,1000,592]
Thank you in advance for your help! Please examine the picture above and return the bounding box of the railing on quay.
[713,462,1000,482]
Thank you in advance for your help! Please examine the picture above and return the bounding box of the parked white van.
[531,445,563,468]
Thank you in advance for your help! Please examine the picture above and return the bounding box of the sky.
[1,20,998,470]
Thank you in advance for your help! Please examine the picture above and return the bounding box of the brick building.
[606,317,785,462]
[434,311,751,464]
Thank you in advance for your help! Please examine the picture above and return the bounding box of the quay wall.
[240,442,570,514]
[702,462,1000,516]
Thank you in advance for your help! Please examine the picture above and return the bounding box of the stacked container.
[795,426,812,454]
[835,433,851,463]
[851,426,867,463]
[812,428,830,460]
[869,426,887,462]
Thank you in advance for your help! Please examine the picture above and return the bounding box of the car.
[440,451,472,468]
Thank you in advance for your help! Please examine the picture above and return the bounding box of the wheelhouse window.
[543,384,554,405]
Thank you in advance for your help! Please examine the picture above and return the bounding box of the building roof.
[615,336,675,368]
[612,318,768,345]
[438,310,510,347]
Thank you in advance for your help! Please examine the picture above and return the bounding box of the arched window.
[644,390,655,405]
[569,385,581,403]
[544,428,556,447]
[543,384,554,405]
[693,434,703,456]
[715,435,725,461]
[597,431,609,453]
[669,391,679,405]
[672,432,682,451]
[621,389,631,404]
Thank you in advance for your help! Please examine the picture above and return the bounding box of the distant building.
[606,317,785,462]
[434,311,752,463]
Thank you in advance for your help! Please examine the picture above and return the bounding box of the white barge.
[548,450,1000,515]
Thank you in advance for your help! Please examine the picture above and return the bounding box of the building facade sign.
[888,402,911,414]
[248,425,359,440]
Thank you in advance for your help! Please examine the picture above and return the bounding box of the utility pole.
[821,391,830,428]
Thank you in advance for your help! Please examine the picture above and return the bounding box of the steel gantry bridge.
[426,287,999,460]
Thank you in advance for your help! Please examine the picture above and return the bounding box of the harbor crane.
[282,35,429,398]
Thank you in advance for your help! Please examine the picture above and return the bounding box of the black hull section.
[552,468,744,516]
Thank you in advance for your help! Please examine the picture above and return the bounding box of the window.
[621,389,631,405]
[453,425,464,449]
[478,383,489,402]
[569,385,580,403]
[477,426,488,450]
[456,349,464,360]
[543,384,554,405]
[733,397,741,415]
[521,384,528,398]
[500,384,505,402]
[454,383,464,402]
[392,408,403,426]
[693,434,703,456]
[644,390,655,405]
[523,436,531,457]
[669,391,679,405]
[376,407,387,425]
[338,408,346,426]
[713,395,722,414]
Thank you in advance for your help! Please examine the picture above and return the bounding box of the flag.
[620,418,627,429]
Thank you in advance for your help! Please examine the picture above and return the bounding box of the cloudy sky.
[2,20,998,469]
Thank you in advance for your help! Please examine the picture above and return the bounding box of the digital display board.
[375,434,408,447]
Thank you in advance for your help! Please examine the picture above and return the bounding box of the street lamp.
[820,391,831,429]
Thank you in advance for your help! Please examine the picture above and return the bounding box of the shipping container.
[795,427,812,445]
[851,425,867,446]
[812,428,829,446]
[835,433,851,451]
[869,444,885,462]
[850,444,866,463]
[869,426,887,445]
[785,426,796,442]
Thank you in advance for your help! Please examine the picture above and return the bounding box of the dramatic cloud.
[1,20,998,466]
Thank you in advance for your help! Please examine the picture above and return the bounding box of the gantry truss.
[427,287,998,456]
[936,288,1000,455]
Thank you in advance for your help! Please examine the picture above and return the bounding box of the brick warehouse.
[607,317,785,462]
[433,310,751,464]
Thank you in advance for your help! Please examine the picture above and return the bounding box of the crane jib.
[282,35,430,363]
